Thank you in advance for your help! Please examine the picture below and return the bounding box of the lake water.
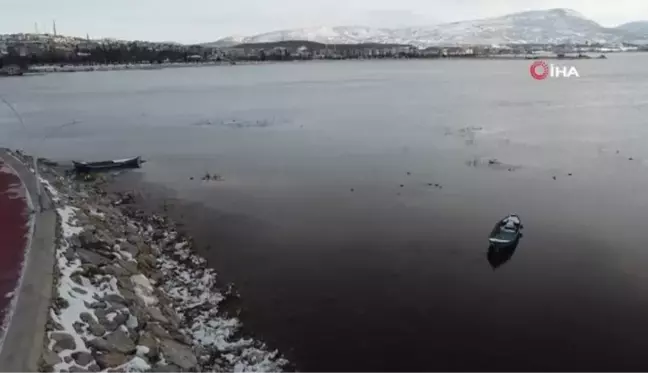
[4,56,648,370]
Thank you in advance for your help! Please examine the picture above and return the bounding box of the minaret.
[34,22,39,34]
[53,20,57,36]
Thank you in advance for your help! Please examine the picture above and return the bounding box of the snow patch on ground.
[131,274,158,307]
[38,177,60,202]
[158,231,288,371]
[49,205,123,371]
[89,208,105,219]
[116,356,151,372]
[135,345,150,357]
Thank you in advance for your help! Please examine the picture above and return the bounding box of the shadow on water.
[487,236,522,270]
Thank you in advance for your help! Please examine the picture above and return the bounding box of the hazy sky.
[2,0,648,43]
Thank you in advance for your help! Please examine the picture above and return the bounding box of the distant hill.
[229,40,412,50]
[206,8,648,47]
[616,21,648,36]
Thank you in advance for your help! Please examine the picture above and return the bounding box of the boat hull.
[73,156,142,173]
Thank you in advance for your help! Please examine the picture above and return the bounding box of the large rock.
[64,247,76,261]
[77,248,110,266]
[86,331,135,355]
[137,255,156,275]
[80,312,95,324]
[104,330,136,354]
[112,312,129,327]
[146,323,171,340]
[125,224,139,235]
[104,265,131,278]
[68,234,82,248]
[78,231,104,251]
[69,365,89,372]
[95,352,130,369]
[161,304,182,329]
[86,337,110,352]
[102,294,128,306]
[51,332,76,352]
[152,363,183,372]
[104,312,129,332]
[147,307,169,325]
[126,235,143,246]
[117,260,139,275]
[89,301,108,309]
[41,348,62,366]
[159,339,198,371]
[94,308,109,320]
[72,351,94,366]
[137,243,153,257]
[89,323,106,337]
[120,242,139,257]
[119,288,139,307]
[137,332,160,360]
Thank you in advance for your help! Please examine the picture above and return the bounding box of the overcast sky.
[2,0,648,43]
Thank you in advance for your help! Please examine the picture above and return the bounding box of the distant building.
[222,47,245,58]
[295,45,311,58]
[422,47,442,56]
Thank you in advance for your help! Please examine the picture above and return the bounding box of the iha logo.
[529,60,580,80]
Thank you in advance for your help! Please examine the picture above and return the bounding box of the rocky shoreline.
[8,152,288,372]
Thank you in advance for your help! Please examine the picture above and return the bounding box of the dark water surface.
[4,57,648,370]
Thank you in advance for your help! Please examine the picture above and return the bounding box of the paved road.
[0,150,55,372]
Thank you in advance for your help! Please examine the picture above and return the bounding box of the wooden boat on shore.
[73,156,143,173]
[488,214,523,248]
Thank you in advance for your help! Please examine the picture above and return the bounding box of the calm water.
[4,56,648,370]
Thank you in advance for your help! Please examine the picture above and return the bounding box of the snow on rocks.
[32,161,288,372]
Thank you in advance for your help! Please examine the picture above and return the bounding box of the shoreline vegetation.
[7,150,289,372]
[0,36,625,76]
[7,53,609,76]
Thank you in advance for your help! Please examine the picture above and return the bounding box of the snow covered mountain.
[212,8,645,47]
[201,35,246,47]
[616,21,648,36]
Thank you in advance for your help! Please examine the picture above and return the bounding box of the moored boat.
[488,214,523,248]
[73,156,143,173]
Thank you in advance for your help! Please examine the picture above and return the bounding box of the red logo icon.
[529,61,549,80]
